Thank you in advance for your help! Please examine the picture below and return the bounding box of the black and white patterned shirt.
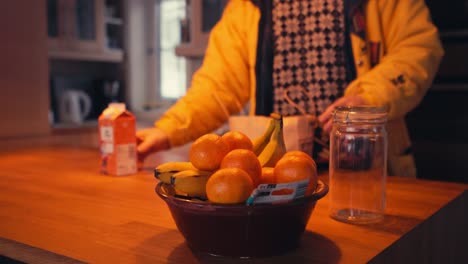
[272,0,347,117]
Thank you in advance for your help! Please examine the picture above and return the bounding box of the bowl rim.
[155,180,328,208]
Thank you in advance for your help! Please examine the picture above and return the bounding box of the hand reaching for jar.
[318,95,368,133]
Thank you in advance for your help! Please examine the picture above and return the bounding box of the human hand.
[318,95,368,133]
[136,127,171,162]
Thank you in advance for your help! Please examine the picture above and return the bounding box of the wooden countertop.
[0,135,466,263]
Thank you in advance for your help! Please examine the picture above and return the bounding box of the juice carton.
[98,103,137,176]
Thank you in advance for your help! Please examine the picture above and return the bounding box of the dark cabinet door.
[425,0,468,32]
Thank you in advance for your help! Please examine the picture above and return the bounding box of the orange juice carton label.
[98,103,137,176]
[246,179,309,205]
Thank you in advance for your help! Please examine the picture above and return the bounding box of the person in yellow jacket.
[137,0,444,177]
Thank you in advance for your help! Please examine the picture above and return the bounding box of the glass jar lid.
[332,105,388,124]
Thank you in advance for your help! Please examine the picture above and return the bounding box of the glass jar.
[329,106,388,224]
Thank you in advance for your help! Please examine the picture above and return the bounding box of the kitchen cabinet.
[47,0,123,62]
[425,0,468,35]
[47,0,127,129]
[175,0,228,58]
[0,0,50,138]
[407,89,468,184]
[405,1,468,183]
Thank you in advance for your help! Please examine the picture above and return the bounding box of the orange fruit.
[283,150,317,170]
[189,133,230,171]
[259,167,276,184]
[206,168,254,204]
[221,131,253,151]
[220,149,262,187]
[274,154,318,195]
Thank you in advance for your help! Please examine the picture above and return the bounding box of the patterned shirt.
[272,0,347,117]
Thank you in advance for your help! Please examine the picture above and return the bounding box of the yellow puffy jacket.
[155,0,444,177]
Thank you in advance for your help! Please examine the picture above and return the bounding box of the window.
[158,0,187,99]
[126,0,227,114]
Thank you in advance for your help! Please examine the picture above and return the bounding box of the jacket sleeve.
[345,0,444,120]
[155,1,252,147]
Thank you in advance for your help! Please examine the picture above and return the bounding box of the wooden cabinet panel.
[47,0,123,62]
[0,0,50,138]
[407,90,468,183]
[425,0,468,32]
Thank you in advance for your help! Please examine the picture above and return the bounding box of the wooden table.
[0,135,466,263]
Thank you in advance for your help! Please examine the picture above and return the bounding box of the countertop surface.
[0,134,467,263]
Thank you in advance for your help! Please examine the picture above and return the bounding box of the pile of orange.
[189,131,318,204]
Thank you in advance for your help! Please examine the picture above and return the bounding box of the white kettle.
[59,90,92,124]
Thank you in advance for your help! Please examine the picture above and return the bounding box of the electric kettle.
[59,90,92,124]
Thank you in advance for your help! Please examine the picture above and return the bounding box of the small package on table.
[98,103,137,176]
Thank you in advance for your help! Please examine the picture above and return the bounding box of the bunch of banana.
[252,114,282,155]
[154,161,196,184]
[252,117,277,156]
[154,161,212,198]
[170,169,212,198]
[256,113,287,167]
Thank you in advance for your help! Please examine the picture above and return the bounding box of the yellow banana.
[154,161,196,184]
[258,114,287,167]
[171,169,213,198]
[252,114,281,156]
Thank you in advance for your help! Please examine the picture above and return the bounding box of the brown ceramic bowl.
[155,180,328,258]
